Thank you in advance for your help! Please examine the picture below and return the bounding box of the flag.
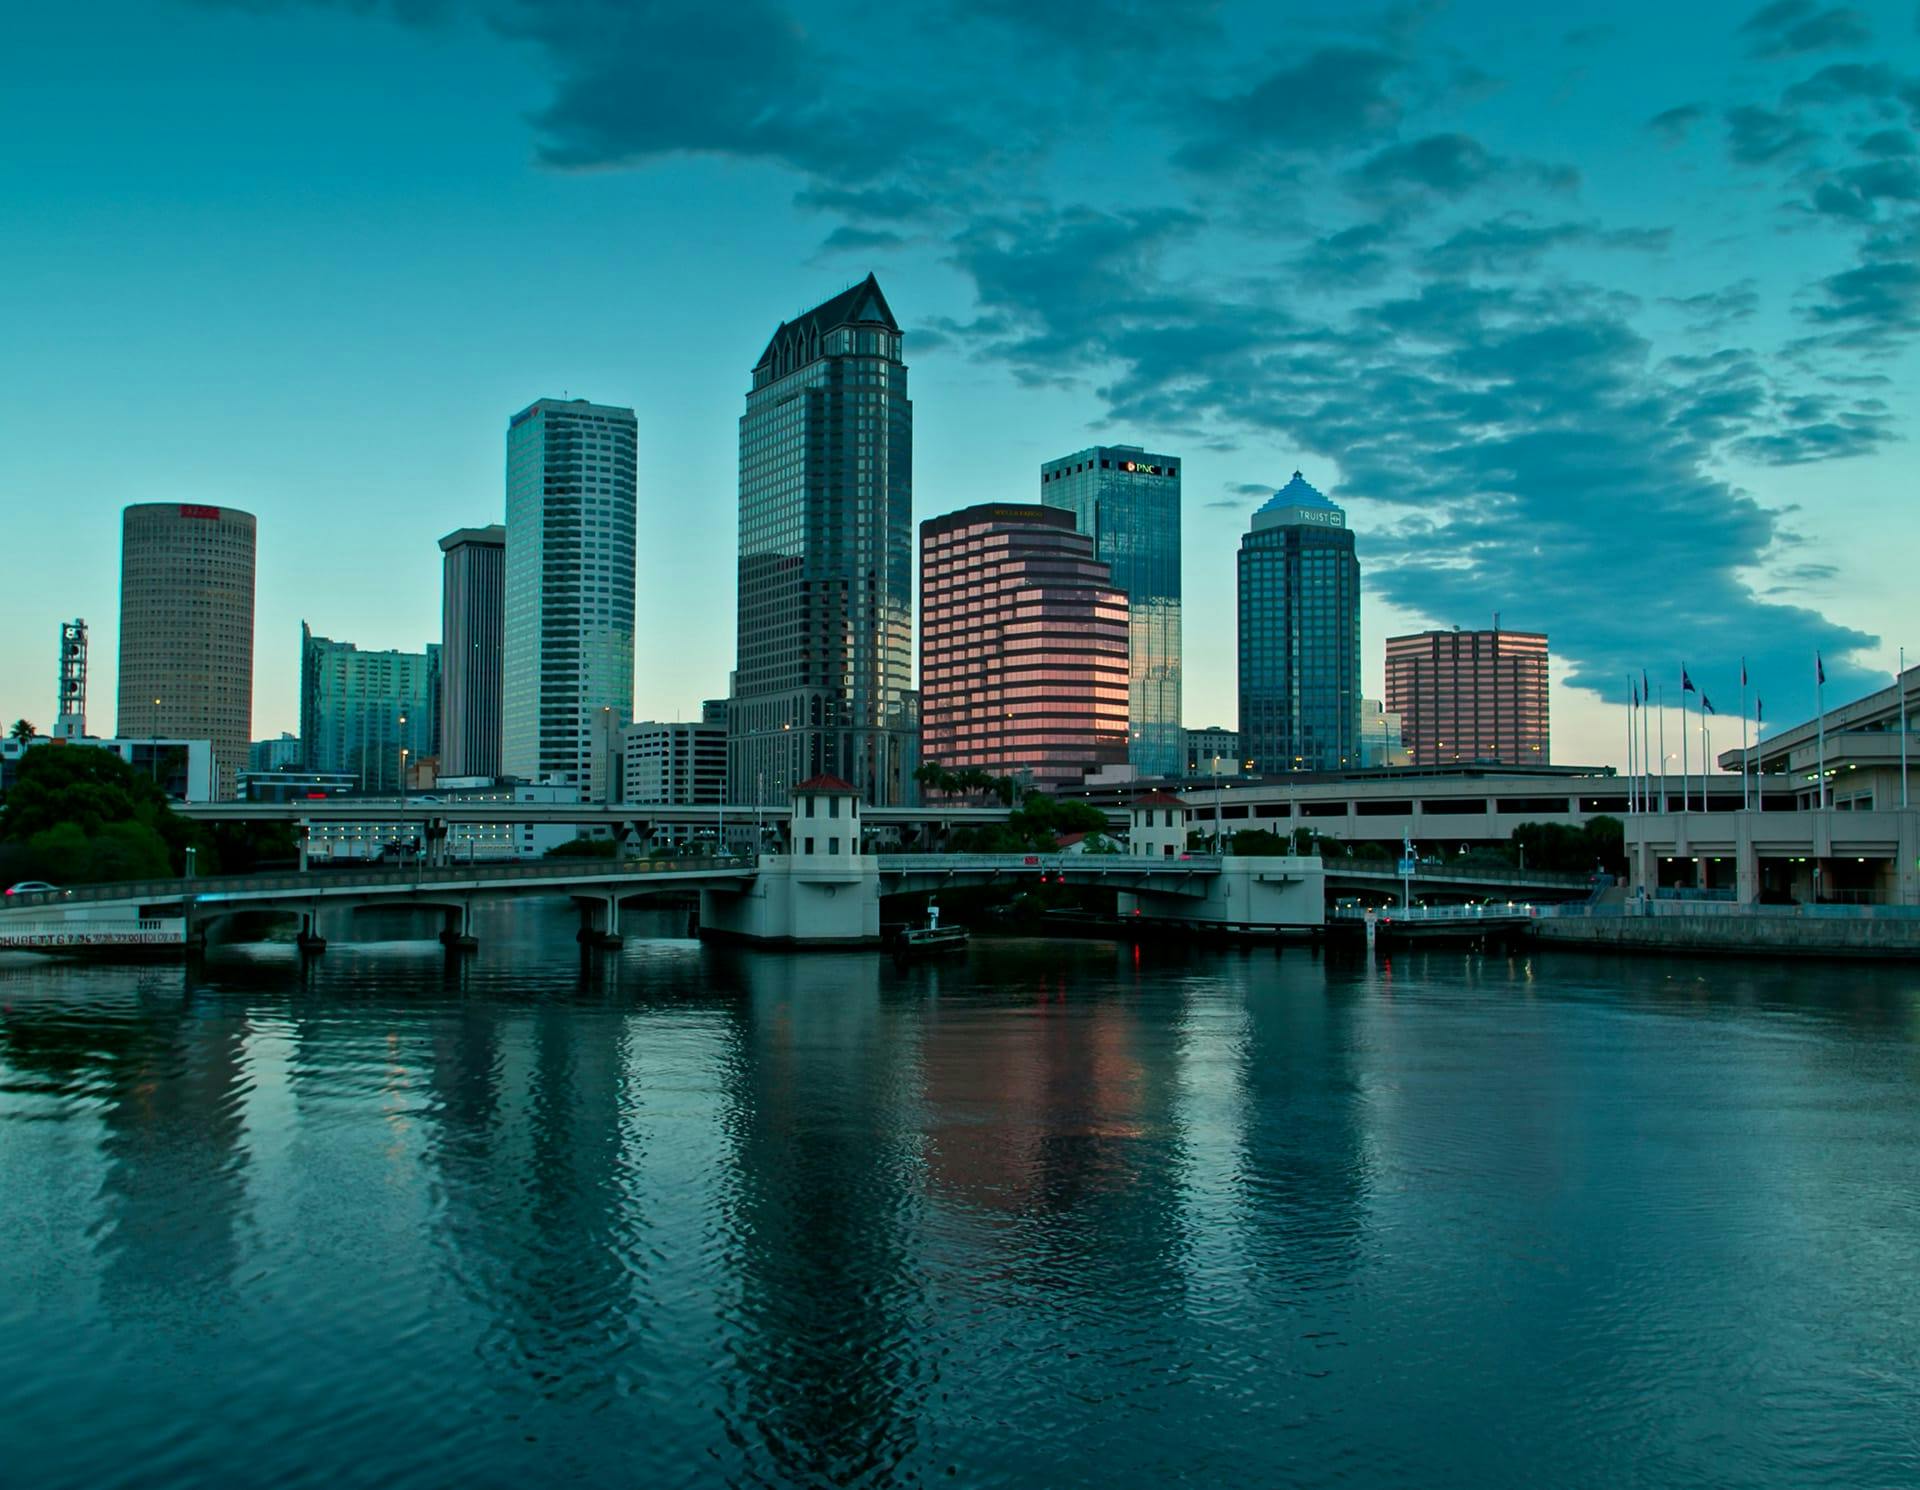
[1757,698,1763,723]
[1632,682,1640,708]
[1816,653,1825,686]
[1701,693,1715,715]
[1682,667,1696,693]
[1741,658,1748,687]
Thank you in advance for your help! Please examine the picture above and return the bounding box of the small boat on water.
[895,900,969,959]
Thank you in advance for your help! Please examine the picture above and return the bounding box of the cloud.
[1354,133,1577,201]
[1648,103,1706,142]
[964,0,1221,50]
[1724,104,1820,163]
[814,226,907,257]
[1422,216,1669,274]
[1782,61,1920,115]
[1563,23,1617,49]
[1807,156,1920,220]
[1174,47,1404,172]
[1661,282,1761,332]
[1742,2,1873,57]
[1290,221,1399,288]
[939,209,1881,707]
[1804,255,1920,346]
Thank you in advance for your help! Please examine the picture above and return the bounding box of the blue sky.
[3,0,1916,767]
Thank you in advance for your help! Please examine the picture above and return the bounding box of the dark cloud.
[939,207,1879,706]
[1724,104,1820,163]
[964,0,1220,50]
[1808,156,1920,220]
[1661,282,1761,332]
[1782,61,1920,112]
[1174,48,1404,173]
[794,184,940,223]
[1290,221,1399,288]
[1563,23,1617,49]
[1742,2,1873,57]
[1354,134,1576,200]
[1858,128,1918,156]
[1422,217,1668,275]
[814,226,906,257]
[1804,256,1920,346]
[1649,104,1707,143]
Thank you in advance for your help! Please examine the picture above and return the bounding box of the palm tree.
[8,719,36,745]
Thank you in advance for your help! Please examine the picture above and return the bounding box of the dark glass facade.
[1385,628,1550,766]
[438,524,505,779]
[298,624,439,794]
[1039,446,1182,777]
[1238,474,1361,774]
[920,504,1129,792]
[730,275,914,805]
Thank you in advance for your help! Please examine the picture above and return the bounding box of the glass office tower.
[438,524,506,780]
[920,503,1130,792]
[502,398,637,788]
[299,624,439,794]
[1039,445,1181,777]
[730,274,914,806]
[1238,473,1361,774]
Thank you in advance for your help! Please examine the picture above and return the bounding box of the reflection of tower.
[419,999,639,1399]
[54,617,87,740]
[94,999,253,1322]
[1230,959,1368,1291]
[713,950,930,1482]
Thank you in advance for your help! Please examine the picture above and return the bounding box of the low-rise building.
[1,735,214,802]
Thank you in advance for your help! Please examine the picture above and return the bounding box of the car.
[5,881,58,896]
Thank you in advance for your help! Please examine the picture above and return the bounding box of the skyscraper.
[1237,472,1361,775]
[730,275,914,805]
[117,503,256,799]
[299,625,438,794]
[438,524,506,780]
[920,503,1130,792]
[1385,627,1550,766]
[502,398,637,789]
[1040,445,1182,777]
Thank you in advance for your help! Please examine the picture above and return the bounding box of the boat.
[895,900,969,959]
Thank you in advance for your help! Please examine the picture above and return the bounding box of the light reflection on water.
[1,898,1917,1489]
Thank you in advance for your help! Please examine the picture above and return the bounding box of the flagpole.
[1643,674,1652,816]
[1658,686,1667,813]
[1740,660,1749,812]
[1681,673,1689,813]
[1816,656,1826,811]
[1755,700,1764,814]
[1901,646,1909,810]
[1626,677,1635,815]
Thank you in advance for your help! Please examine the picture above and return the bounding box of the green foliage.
[915,760,1019,806]
[1230,828,1291,856]
[8,719,35,745]
[544,836,619,859]
[1512,816,1624,875]
[0,744,205,884]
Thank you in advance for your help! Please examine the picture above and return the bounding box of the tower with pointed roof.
[729,275,915,806]
[1238,471,1361,775]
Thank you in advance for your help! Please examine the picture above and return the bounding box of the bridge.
[1322,862,1601,903]
[1327,901,1542,947]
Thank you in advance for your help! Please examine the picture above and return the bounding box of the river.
[2,899,1916,1489]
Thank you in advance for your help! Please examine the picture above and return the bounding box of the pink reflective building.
[919,504,1130,791]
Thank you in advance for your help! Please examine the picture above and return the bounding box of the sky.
[2,0,1916,769]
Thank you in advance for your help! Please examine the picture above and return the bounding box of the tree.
[1512,816,1624,875]
[544,837,618,859]
[0,744,205,883]
[8,719,35,745]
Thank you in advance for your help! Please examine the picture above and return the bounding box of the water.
[2,900,1918,1489]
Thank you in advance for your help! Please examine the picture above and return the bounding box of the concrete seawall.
[1533,912,1920,959]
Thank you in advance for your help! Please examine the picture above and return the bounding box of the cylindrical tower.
[117,503,257,800]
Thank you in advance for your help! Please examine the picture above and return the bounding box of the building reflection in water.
[707,948,933,1487]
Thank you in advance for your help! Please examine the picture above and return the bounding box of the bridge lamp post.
[397,713,409,806]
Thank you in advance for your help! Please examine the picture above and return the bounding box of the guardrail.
[1331,903,1538,923]
[0,856,758,910]
[1544,901,1920,922]
[875,853,1225,874]
[1327,862,1597,888]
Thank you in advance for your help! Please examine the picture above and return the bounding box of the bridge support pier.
[439,898,478,952]
[296,907,326,954]
[577,894,623,949]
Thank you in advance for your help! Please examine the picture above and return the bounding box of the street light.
[398,713,409,806]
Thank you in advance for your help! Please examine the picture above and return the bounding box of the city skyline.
[3,2,1916,769]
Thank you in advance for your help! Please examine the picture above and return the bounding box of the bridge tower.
[791,774,862,865]
[1130,791,1188,859]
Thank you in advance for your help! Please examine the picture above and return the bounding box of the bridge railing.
[1330,903,1538,923]
[1326,862,1596,888]
[876,853,1225,874]
[0,855,758,910]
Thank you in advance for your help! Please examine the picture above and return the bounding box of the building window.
[805,837,815,855]
[829,837,840,855]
